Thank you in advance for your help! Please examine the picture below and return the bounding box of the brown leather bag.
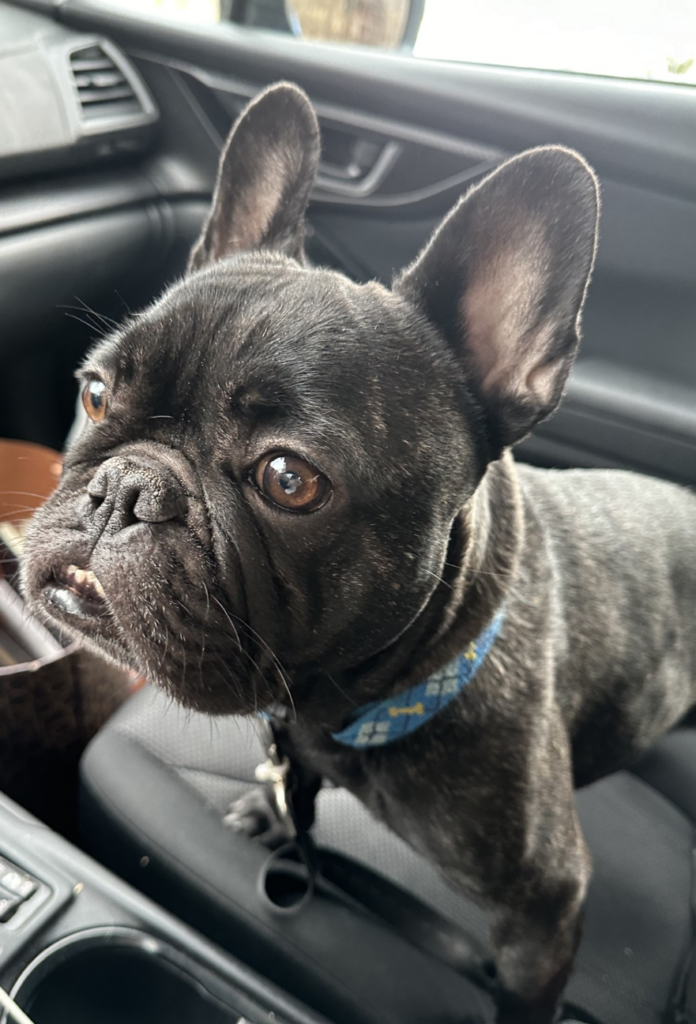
[0,439,135,832]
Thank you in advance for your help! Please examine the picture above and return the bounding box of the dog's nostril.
[131,486,185,524]
[85,458,188,532]
[117,469,187,525]
[115,482,143,529]
[87,467,109,503]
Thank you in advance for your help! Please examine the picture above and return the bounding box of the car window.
[86,0,696,87]
[415,0,695,86]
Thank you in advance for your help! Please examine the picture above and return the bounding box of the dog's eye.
[82,380,108,423]
[254,452,331,512]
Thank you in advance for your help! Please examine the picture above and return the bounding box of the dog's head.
[21,84,598,715]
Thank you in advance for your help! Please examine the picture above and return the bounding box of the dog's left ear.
[395,146,599,452]
[187,82,320,271]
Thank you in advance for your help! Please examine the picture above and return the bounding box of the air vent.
[69,44,144,122]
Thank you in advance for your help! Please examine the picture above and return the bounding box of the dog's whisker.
[68,297,120,332]
[229,611,294,716]
[154,604,171,677]
[326,672,359,709]
[0,490,55,500]
[424,568,453,590]
[74,296,120,326]
[210,593,241,648]
[62,311,109,338]
[208,596,263,691]
[466,567,516,580]
[196,583,212,682]
[179,637,188,695]
[440,559,515,580]
[113,289,133,317]
[0,511,42,522]
[205,593,263,708]
[211,594,295,719]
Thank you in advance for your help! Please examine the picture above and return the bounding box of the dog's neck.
[286,452,523,733]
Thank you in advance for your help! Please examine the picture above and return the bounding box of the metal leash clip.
[254,741,296,839]
[254,719,317,914]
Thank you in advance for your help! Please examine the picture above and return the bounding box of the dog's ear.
[395,147,599,452]
[187,82,320,271]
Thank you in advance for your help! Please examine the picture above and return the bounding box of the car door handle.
[316,137,401,198]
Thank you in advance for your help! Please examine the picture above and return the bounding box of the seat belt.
[668,845,696,1024]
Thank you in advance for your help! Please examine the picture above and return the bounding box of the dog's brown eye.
[82,380,108,423]
[254,453,331,512]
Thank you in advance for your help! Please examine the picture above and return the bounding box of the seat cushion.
[80,687,696,1024]
[632,728,696,822]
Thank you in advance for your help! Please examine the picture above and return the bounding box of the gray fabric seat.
[80,686,696,1024]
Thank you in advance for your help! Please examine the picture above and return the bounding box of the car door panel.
[53,0,696,200]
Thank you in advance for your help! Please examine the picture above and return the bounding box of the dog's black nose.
[87,457,187,534]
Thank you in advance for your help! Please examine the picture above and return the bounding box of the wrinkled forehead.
[81,261,455,471]
[90,261,424,422]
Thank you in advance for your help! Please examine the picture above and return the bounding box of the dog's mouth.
[42,564,109,620]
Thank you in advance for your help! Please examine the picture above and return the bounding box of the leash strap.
[253,726,613,1022]
[256,717,318,914]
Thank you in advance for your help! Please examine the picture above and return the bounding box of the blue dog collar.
[331,609,505,749]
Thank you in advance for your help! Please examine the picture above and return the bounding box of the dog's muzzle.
[40,454,188,621]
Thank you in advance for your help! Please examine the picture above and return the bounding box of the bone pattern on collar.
[330,608,505,749]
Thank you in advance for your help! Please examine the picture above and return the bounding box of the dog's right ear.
[187,82,320,272]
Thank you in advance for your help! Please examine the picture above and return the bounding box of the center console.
[0,790,329,1024]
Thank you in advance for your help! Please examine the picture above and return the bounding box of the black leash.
[254,718,318,914]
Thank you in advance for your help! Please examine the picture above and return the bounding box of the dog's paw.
[223,786,292,849]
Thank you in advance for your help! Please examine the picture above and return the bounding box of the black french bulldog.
[22,83,696,1023]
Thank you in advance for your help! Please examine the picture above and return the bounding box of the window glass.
[414,0,696,86]
[90,0,696,87]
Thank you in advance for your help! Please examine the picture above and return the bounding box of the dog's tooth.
[90,575,106,598]
[59,564,105,599]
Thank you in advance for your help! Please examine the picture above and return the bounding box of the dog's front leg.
[422,718,591,1023]
[490,861,588,1024]
[486,773,591,1024]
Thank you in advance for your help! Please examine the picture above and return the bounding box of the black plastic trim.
[0,790,330,1024]
[520,360,696,487]
[0,169,159,239]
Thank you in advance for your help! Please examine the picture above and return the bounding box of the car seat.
[80,685,696,1024]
